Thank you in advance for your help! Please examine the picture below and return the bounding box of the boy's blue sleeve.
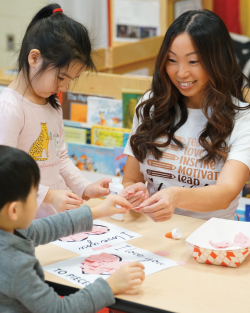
[19,205,93,246]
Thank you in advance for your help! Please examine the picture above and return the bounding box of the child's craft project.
[80,252,128,274]
[51,219,142,254]
[155,251,170,256]
[186,218,250,267]
[209,232,250,249]
[59,225,110,242]
[92,244,112,251]
[43,243,178,288]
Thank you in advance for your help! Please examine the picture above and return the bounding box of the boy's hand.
[106,262,145,295]
[91,195,132,220]
[44,189,84,212]
[82,179,112,200]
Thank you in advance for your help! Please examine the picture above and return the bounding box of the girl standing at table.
[121,10,250,221]
[0,4,112,218]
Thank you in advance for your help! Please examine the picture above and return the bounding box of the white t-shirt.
[124,91,250,219]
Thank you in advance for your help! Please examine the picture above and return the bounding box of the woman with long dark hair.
[121,10,250,221]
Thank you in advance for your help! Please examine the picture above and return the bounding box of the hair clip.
[53,8,63,14]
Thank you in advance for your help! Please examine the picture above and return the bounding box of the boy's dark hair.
[0,146,40,210]
[18,3,96,109]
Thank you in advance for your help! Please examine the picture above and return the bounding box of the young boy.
[0,146,145,313]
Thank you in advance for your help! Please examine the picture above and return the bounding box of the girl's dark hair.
[0,146,40,210]
[130,10,250,163]
[18,3,96,109]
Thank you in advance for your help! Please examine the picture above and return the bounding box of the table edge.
[46,280,176,313]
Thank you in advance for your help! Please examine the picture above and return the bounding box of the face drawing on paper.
[59,225,110,242]
[80,253,126,275]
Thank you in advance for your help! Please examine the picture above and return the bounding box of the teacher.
[121,10,250,222]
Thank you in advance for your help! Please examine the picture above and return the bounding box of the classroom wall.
[0,0,108,70]
[48,0,109,49]
[0,0,48,69]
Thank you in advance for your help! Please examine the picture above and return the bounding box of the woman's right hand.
[119,182,149,208]
[106,262,145,295]
[44,189,84,212]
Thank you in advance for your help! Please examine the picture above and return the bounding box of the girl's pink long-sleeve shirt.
[0,88,91,218]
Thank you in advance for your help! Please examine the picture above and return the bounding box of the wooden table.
[36,199,250,313]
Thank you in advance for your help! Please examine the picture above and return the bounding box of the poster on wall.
[174,0,203,20]
[113,0,160,42]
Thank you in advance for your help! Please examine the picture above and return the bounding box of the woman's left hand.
[83,178,112,199]
[136,188,176,222]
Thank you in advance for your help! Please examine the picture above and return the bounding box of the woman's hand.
[119,182,149,208]
[91,194,132,220]
[106,262,145,295]
[136,188,176,222]
[45,189,85,212]
[83,178,112,200]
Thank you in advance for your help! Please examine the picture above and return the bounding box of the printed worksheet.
[51,219,142,254]
[44,243,178,288]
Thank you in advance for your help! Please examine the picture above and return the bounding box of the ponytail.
[26,3,61,31]
[18,3,95,109]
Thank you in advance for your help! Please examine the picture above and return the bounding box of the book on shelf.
[113,147,127,176]
[122,89,145,129]
[91,125,130,148]
[63,120,92,144]
[64,126,87,147]
[68,143,114,175]
[87,96,123,128]
[62,91,113,123]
